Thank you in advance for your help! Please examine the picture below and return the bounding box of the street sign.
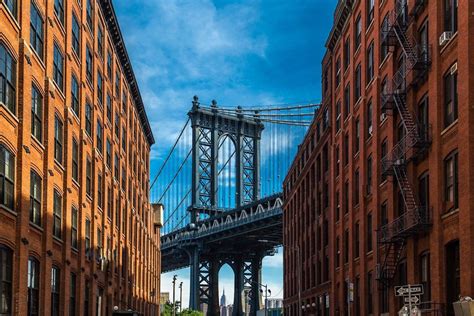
[395,284,424,297]
[403,295,420,304]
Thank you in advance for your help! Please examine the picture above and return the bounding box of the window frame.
[0,144,15,210]
[30,170,42,226]
[53,44,64,91]
[30,2,44,59]
[53,190,62,239]
[31,84,43,142]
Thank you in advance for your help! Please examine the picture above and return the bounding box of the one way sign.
[395,284,424,296]
[404,295,420,304]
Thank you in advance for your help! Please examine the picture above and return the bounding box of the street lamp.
[172,275,178,316]
[179,282,183,314]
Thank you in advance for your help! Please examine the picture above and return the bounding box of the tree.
[180,309,204,316]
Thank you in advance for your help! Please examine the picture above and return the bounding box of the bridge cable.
[149,118,191,191]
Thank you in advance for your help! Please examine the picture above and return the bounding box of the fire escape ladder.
[377,240,406,287]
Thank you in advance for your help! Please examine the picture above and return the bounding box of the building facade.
[284,0,472,315]
[0,0,160,315]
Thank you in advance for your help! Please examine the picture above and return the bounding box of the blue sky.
[115,0,337,308]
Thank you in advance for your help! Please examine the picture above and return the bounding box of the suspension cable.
[149,118,191,190]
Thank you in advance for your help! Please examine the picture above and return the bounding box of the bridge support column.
[208,259,220,316]
[189,247,200,310]
[233,259,244,316]
[250,256,263,316]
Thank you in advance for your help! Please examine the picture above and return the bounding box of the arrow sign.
[403,295,420,304]
[395,284,424,296]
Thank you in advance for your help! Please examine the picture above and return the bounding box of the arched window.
[0,245,13,315]
[27,257,40,315]
[0,43,17,113]
[0,144,15,210]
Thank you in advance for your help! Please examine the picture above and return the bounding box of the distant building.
[160,292,170,305]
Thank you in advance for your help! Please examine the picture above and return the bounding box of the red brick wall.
[0,0,160,315]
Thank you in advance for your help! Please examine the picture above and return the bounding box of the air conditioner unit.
[439,31,453,46]
[152,203,164,228]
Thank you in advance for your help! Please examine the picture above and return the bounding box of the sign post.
[395,284,424,315]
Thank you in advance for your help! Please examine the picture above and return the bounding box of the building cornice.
[325,0,353,51]
[99,0,155,145]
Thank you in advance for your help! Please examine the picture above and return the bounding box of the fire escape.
[376,0,431,287]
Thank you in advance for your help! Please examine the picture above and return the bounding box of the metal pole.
[173,275,177,316]
[408,284,412,313]
[265,284,268,316]
[179,282,183,314]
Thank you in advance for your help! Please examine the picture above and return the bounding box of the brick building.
[0,0,160,315]
[284,0,471,315]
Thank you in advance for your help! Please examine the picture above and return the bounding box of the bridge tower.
[187,96,265,315]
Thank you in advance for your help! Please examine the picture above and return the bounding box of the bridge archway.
[217,134,237,209]
[218,263,236,314]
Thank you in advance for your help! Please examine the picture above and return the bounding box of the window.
[98,171,103,209]
[27,257,40,316]
[354,222,360,258]
[366,155,372,195]
[85,219,91,260]
[30,2,44,59]
[107,186,112,219]
[343,37,350,70]
[419,171,430,214]
[71,207,78,249]
[115,198,120,228]
[381,14,389,62]
[97,228,103,261]
[355,118,360,153]
[419,95,429,137]
[4,0,17,18]
[335,100,341,132]
[336,236,340,267]
[335,57,341,87]
[381,139,388,182]
[121,167,126,191]
[97,24,104,57]
[30,170,42,226]
[86,157,92,196]
[344,229,349,263]
[344,181,349,214]
[355,64,361,102]
[354,169,360,205]
[444,151,458,211]
[86,0,93,31]
[53,190,62,238]
[86,46,93,83]
[106,139,111,168]
[31,85,42,141]
[115,113,120,137]
[367,271,373,314]
[444,65,458,127]
[419,20,429,64]
[115,71,120,98]
[366,100,373,138]
[0,144,15,210]
[54,0,64,24]
[107,52,112,78]
[367,42,374,84]
[114,154,119,180]
[444,0,458,32]
[367,0,374,26]
[96,120,103,153]
[122,127,126,151]
[106,94,112,122]
[355,14,362,50]
[122,91,127,113]
[344,84,350,118]
[70,273,77,316]
[72,139,79,182]
[420,252,431,302]
[335,146,340,176]
[0,245,13,315]
[85,103,92,136]
[51,266,60,316]
[72,13,81,56]
[54,116,63,164]
[0,43,17,113]
[53,44,64,91]
[84,279,90,316]
[97,71,103,105]
[71,75,80,115]
[367,212,373,252]
[343,133,349,166]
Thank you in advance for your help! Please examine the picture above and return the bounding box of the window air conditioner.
[439,31,453,46]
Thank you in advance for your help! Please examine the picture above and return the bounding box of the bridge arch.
[217,133,237,209]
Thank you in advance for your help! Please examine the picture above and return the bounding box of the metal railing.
[378,207,431,243]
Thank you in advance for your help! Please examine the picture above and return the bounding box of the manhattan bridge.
[150,96,319,315]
